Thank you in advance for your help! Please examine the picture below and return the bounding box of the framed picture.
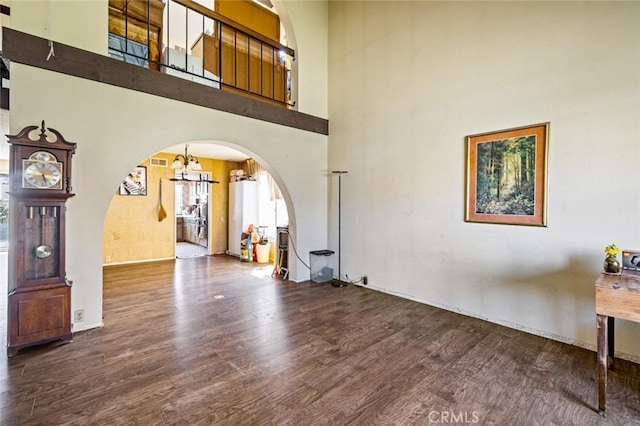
[465,122,549,226]
[119,166,147,196]
[622,250,640,274]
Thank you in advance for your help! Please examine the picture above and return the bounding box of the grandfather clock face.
[23,205,61,280]
[22,151,64,190]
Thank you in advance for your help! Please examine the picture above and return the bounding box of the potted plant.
[604,243,621,274]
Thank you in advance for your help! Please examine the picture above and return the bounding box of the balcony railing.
[107,0,295,107]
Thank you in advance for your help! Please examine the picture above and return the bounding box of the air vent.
[150,157,168,167]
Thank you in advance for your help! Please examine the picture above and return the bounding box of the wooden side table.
[595,273,640,414]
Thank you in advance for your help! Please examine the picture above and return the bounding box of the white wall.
[8,0,329,331]
[280,0,328,118]
[328,2,640,359]
[10,0,107,54]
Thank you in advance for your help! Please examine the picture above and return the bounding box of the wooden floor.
[1,255,639,425]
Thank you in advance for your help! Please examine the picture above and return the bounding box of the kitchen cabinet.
[181,217,207,248]
[176,217,184,242]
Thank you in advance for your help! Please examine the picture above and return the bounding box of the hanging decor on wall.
[119,166,147,196]
[465,122,549,226]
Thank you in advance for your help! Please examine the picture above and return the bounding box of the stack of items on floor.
[240,224,270,263]
[230,169,253,182]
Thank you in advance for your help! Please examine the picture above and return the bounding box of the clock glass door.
[24,205,60,281]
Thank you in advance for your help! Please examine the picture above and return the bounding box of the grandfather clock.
[6,121,76,356]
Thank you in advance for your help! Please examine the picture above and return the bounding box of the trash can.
[309,250,335,283]
[256,244,270,263]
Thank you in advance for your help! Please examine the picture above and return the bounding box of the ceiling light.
[171,144,202,172]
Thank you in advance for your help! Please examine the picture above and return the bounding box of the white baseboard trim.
[367,284,640,364]
[72,321,104,333]
[103,257,175,267]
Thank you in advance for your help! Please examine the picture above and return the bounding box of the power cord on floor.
[344,274,365,288]
[345,274,364,287]
[282,229,311,270]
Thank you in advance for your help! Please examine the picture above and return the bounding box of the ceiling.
[161,142,250,163]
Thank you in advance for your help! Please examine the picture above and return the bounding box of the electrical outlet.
[74,309,85,323]
[363,276,368,285]
[105,255,111,262]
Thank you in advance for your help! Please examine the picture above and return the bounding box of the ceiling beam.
[2,28,328,135]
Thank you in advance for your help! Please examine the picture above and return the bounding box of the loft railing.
[107,0,295,107]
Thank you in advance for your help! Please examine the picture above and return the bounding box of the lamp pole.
[331,170,348,287]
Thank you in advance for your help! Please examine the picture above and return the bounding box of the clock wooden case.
[6,121,77,356]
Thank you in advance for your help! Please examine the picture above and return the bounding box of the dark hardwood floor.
[1,254,639,424]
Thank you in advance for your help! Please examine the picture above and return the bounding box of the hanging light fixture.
[171,144,202,172]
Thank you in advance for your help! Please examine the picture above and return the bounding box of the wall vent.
[150,157,168,167]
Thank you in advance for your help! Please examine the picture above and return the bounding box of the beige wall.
[329,1,640,360]
[103,153,242,264]
[10,0,107,54]
[275,0,327,118]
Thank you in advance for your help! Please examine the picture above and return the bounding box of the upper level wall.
[279,0,328,118]
[0,4,10,50]
[10,0,107,54]
[8,0,328,118]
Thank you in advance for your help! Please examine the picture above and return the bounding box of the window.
[256,171,287,238]
[108,33,149,68]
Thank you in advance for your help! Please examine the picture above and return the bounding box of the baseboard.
[72,321,104,332]
[103,257,175,267]
[368,284,640,364]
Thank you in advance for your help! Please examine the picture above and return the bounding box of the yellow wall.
[205,157,244,254]
[0,159,8,175]
[102,152,242,264]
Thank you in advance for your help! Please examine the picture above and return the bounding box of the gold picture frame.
[465,122,549,226]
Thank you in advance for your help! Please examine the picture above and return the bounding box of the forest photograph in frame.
[465,123,549,226]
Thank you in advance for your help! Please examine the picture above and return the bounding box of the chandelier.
[171,144,202,172]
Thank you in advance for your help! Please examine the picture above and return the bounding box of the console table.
[595,272,640,414]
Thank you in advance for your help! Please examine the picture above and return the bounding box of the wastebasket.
[309,250,334,283]
[256,244,270,263]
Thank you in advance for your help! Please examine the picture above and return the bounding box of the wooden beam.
[2,28,328,135]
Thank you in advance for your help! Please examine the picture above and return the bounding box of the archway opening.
[101,140,295,324]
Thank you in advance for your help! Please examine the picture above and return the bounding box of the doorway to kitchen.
[175,171,211,258]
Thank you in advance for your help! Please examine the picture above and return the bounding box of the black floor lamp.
[332,170,348,287]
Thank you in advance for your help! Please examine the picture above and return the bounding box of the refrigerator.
[228,180,258,257]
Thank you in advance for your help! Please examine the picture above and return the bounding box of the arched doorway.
[101,140,295,321]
